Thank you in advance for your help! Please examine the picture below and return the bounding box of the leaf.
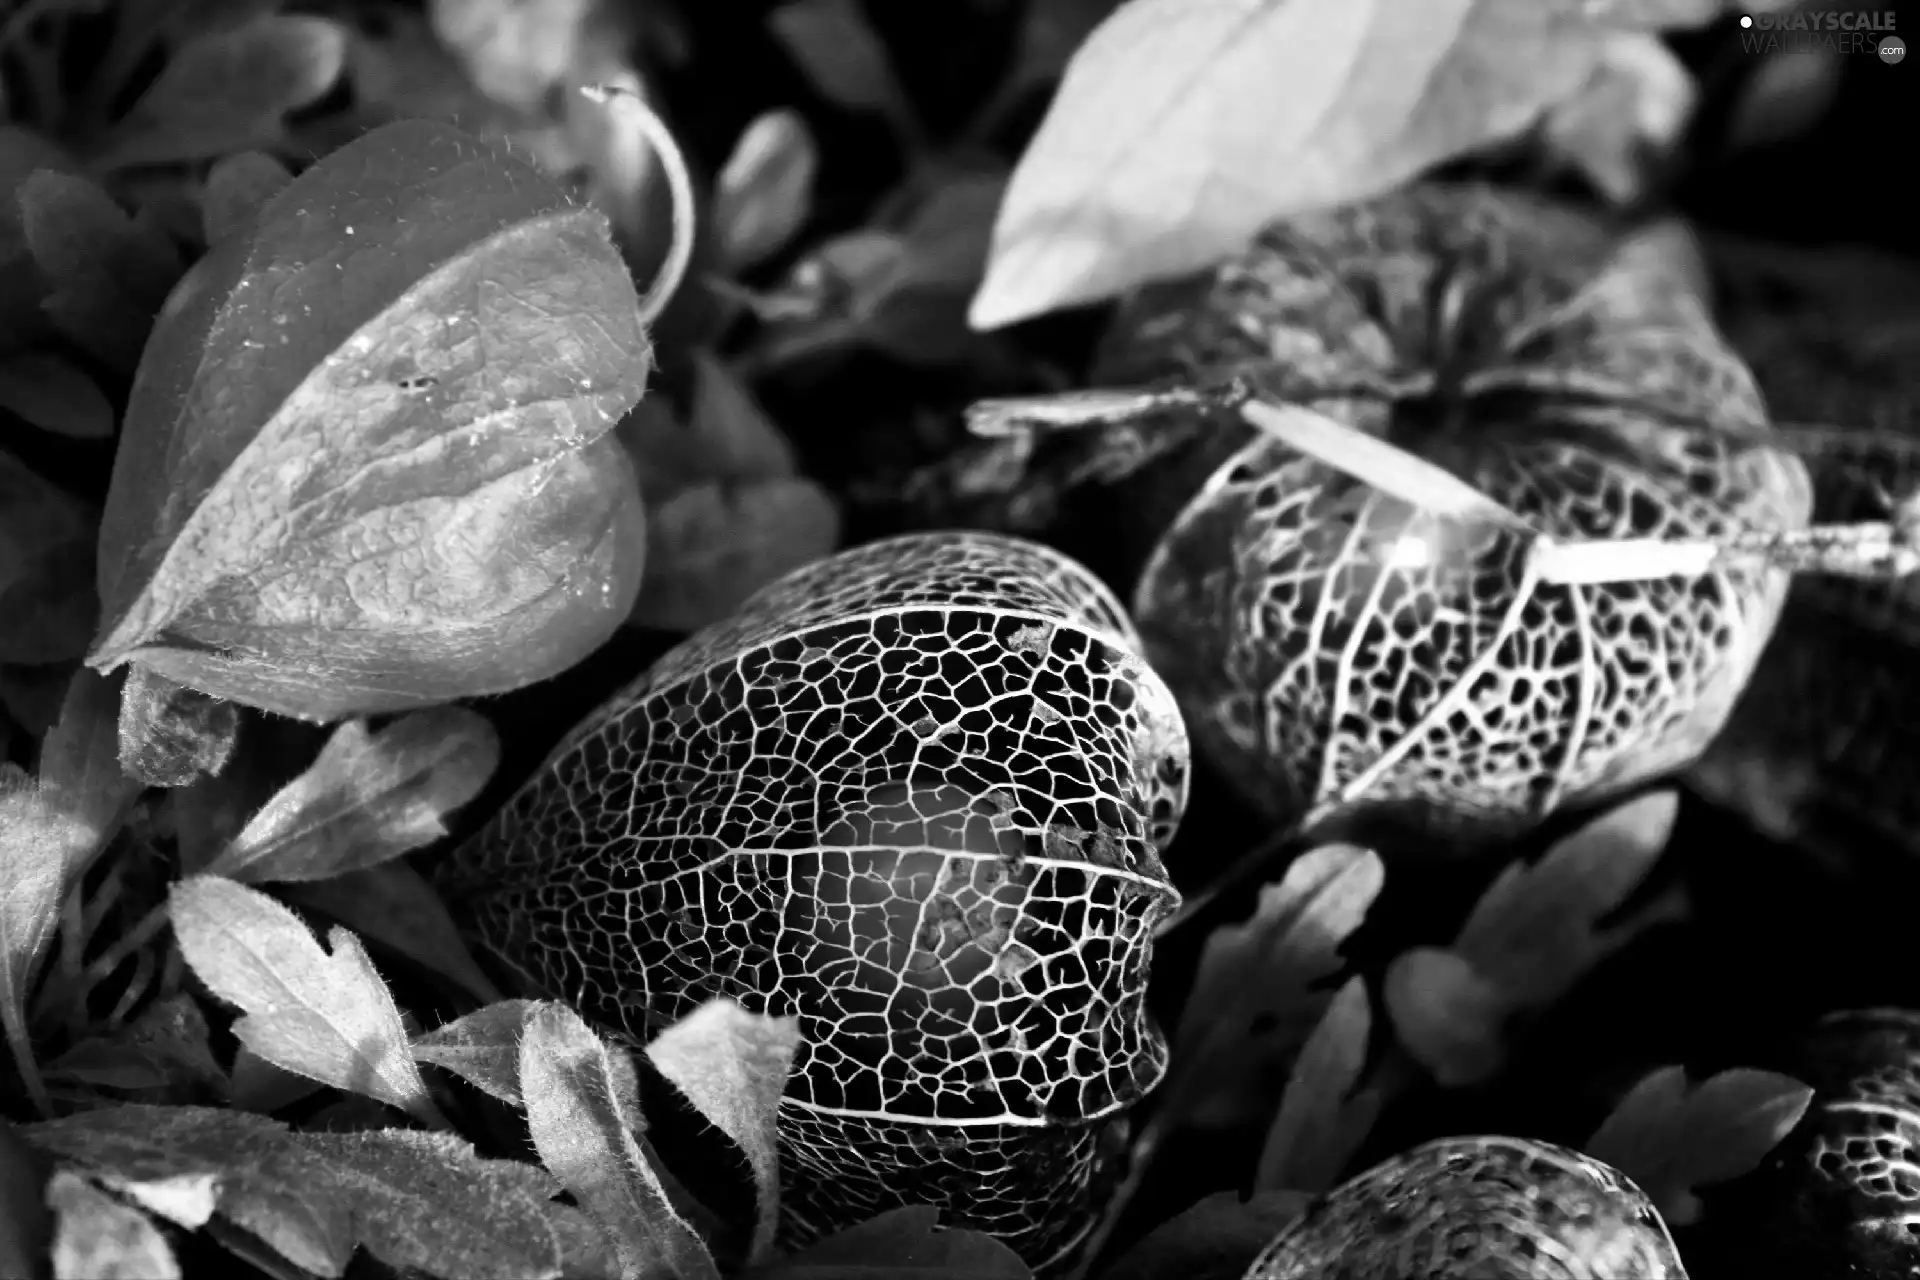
[46,1171,179,1280]
[93,15,349,170]
[0,353,114,439]
[645,999,801,1263]
[86,118,652,723]
[167,876,440,1123]
[1168,845,1383,1130]
[630,478,842,632]
[200,152,293,246]
[45,993,231,1106]
[15,171,182,375]
[0,451,99,665]
[1096,1189,1310,1280]
[1255,976,1385,1194]
[1381,946,1509,1088]
[1537,30,1695,206]
[285,862,502,1004]
[40,666,140,842]
[430,0,597,114]
[116,665,239,789]
[742,1206,1031,1278]
[228,1046,326,1115]
[548,1202,622,1280]
[1,772,97,1115]
[203,709,498,883]
[714,111,818,273]
[1583,1065,1814,1225]
[1453,790,1682,1014]
[519,1001,720,1280]
[767,0,906,116]
[410,1000,535,1105]
[1009,0,1117,89]
[630,352,798,495]
[1726,45,1842,154]
[295,1129,562,1280]
[969,0,1699,327]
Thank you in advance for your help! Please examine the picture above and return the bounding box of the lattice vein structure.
[1023,184,1815,846]
[1789,1009,1920,1263]
[441,531,1189,1274]
[1244,1135,1686,1279]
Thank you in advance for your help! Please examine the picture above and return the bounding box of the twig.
[579,82,696,330]
[81,898,173,993]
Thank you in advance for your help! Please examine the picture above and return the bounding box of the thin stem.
[1065,1111,1169,1280]
[4,1014,53,1119]
[579,83,696,330]
[82,898,173,993]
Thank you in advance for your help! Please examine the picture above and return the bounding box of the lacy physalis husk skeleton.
[440,530,1189,1274]
[952,184,1814,856]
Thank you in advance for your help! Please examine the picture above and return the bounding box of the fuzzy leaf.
[94,15,349,170]
[47,1171,179,1280]
[1169,845,1383,1130]
[286,863,502,1004]
[630,477,842,632]
[116,665,239,789]
[295,1129,562,1280]
[1255,976,1385,1194]
[86,118,651,723]
[0,451,98,665]
[1097,1189,1310,1280]
[15,171,182,374]
[203,709,498,883]
[1584,1065,1814,1225]
[168,876,439,1122]
[970,0,1713,327]
[0,352,114,439]
[410,1000,535,1105]
[520,1001,720,1280]
[645,999,801,1263]
[1453,790,1681,1013]
[1381,946,1509,1088]
[714,111,818,272]
[767,0,905,116]
[742,1206,1031,1278]
[200,151,293,246]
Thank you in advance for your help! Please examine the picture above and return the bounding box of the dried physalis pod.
[1755,1008,1920,1276]
[994,183,1810,849]
[1688,242,1920,868]
[1244,1135,1686,1279]
[439,530,1188,1274]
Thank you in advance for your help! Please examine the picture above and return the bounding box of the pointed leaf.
[429,0,598,114]
[767,0,905,116]
[713,111,818,272]
[295,1129,561,1280]
[15,171,182,374]
[0,352,114,439]
[1169,845,1383,1130]
[0,451,98,665]
[1537,30,1695,206]
[1584,1065,1814,1225]
[1097,1189,1310,1280]
[116,665,239,789]
[1381,946,1509,1088]
[39,667,140,842]
[970,0,1691,327]
[741,1205,1031,1278]
[168,876,438,1122]
[46,1171,179,1280]
[94,15,349,170]
[1255,976,1385,1194]
[1,769,97,1115]
[645,999,800,1263]
[204,709,498,883]
[45,994,230,1105]
[1453,790,1681,1013]
[687,353,799,482]
[520,1001,720,1280]
[86,119,651,722]
[411,1000,535,1105]
[285,862,502,1003]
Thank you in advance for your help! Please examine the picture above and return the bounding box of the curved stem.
[579,83,697,330]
